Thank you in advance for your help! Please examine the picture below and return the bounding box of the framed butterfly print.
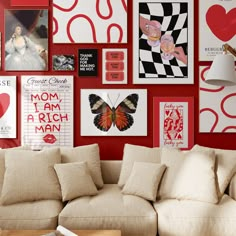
[81,89,147,136]
[153,97,194,150]
[133,0,194,84]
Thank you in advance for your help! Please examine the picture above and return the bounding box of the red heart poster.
[199,0,236,61]
[0,77,16,138]
[11,0,49,6]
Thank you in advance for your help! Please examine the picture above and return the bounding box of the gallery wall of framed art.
[0,0,235,159]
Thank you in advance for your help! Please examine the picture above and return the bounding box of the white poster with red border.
[0,76,16,138]
[199,0,236,61]
[21,75,73,149]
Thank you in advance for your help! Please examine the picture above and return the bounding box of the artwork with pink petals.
[199,66,236,133]
[52,0,127,43]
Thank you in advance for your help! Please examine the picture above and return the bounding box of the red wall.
[0,0,235,159]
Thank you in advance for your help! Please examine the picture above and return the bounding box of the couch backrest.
[101,160,122,184]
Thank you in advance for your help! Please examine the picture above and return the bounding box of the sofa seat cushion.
[0,200,63,229]
[154,194,236,236]
[59,184,157,236]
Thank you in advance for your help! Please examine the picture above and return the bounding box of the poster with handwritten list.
[21,75,73,150]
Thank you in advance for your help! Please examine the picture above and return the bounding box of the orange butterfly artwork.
[89,93,139,132]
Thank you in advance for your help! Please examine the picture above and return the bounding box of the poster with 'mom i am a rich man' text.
[21,75,73,150]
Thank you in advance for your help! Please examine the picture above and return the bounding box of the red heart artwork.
[206,5,236,42]
[0,93,10,119]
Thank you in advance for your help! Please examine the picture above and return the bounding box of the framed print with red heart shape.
[199,0,236,61]
[153,97,194,150]
[0,76,16,138]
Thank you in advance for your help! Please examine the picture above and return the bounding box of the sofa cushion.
[1,148,61,205]
[54,162,98,201]
[59,184,157,236]
[159,147,218,203]
[0,146,31,193]
[118,144,161,187]
[60,144,103,188]
[122,162,166,201]
[0,199,63,229]
[192,144,236,197]
[154,194,236,236]
[229,173,236,200]
[101,160,122,184]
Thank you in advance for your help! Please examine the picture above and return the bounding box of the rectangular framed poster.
[81,89,147,136]
[21,75,73,150]
[0,76,16,138]
[153,97,194,149]
[133,0,194,84]
[199,0,236,61]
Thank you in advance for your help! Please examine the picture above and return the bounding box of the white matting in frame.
[133,0,194,84]
[81,89,147,136]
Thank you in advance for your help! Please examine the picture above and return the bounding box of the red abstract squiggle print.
[222,126,236,132]
[121,0,127,12]
[67,14,97,43]
[221,93,236,118]
[200,108,219,132]
[200,66,224,92]
[107,23,123,43]
[53,0,78,12]
[96,0,113,19]
[52,17,59,35]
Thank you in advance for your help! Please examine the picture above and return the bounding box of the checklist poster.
[0,76,16,138]
[21,75,73,150]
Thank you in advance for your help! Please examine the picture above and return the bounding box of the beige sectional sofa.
[0,144,236,236]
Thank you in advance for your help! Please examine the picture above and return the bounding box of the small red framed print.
[153,97,194,150]
[11,0,49,6]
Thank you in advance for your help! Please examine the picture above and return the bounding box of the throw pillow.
[159,147,219,204]
[54,162,98,201]
[118,144,162,187]
[122,162,166,201]
[60,144,103,188]
[192,144,236,198]
[1,148,61,205]
[0,145,31,194]
[229,173,236,201]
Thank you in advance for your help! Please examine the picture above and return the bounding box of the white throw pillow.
[192,144,236,197]
[118,144,162,187]
[60,144,103,188]
[159,147,219,204]
[54,162,98,201]
[122,162,166,201]
[1,148,61,205]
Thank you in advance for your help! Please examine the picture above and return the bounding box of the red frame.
[153,97,194,150]
[11,0,49,6]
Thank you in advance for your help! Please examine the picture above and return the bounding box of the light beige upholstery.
[229,173,236,200]
[59,184,157,236]
[154,194,236,236]
[101,160,122,184]
[0,200,63,229]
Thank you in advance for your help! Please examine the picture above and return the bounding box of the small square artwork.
[79,49,98,77]
[102,49,127,84]
[81,89,147,136]
[53,55,75,71]
[153,97,194,149]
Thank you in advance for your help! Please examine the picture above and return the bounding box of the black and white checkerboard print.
[139,2,188,79]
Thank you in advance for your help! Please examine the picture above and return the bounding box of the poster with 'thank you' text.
[21,75,73,150]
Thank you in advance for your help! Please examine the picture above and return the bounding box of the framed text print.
[81,89,147,136]
[133,0,193,84]
[199,66,236,133]
[53,0,127,43]
[21,75,74,150]
[0,76,16,138]
[5,10,48,71]
[199,0,236,61]
[153,97,194,149]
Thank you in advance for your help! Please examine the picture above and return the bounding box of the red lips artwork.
[206,5,236,42]
[0,93,10,119]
